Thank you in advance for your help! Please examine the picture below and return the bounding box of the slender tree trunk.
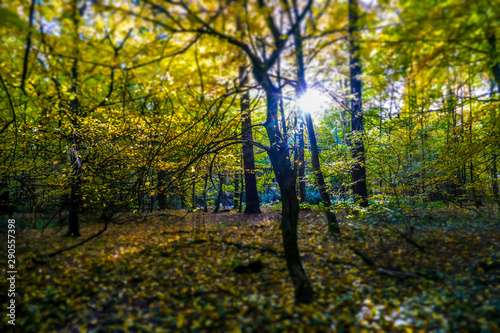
[213,173,223,213]
[66,165,81,237]
[293,10,339,232]
[348,0,368,207]
[234,173,241,210]
[20,0,36,95]
[487,32,500,206]
[466,77,482,206]
[157,170,168,210]
[304,114,339,233]
[239,173,244,212]
[492,156,499,205]
[65,72,82,236]
[240,67,261,214]
[0,177,12,217]
[491,81,500,205]
[180,192,187,209]
[65,0,83,237]
[203,174,208,212]
[137,177,145,212]
[265,90,313,303]
[28,179,38,229]
[191,175,196,210]
[298,121,307,203]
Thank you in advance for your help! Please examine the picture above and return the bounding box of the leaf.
[177,313,185,328]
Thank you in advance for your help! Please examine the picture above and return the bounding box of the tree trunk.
[298,121,307,203]
[240,67,261,214]
[492,155,500,205]
[191,175,196,210]
[28,179,38,229]
[65,166,81,237]
[239,172,244,212]
[213,173,223,213]
[65,67,81,236]
[293,15,339,232]
[265,90,313,303]
[487,32,500,206]
[348,0,368,207]
[203,174,208,212]
[304,114,340,233]
[0,177,12,217]
[65,0,83,236]
[234,172,241,210]
[157,170,168,210]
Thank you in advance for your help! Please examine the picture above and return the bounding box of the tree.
[348,0,368,207]
[240,66,262,214]
[290,0,340,232]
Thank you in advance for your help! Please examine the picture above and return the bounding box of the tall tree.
[487,32,500,205]
[65,0,83,237]
[240,66,262,214]
[289,0,339,233]
[348,0,368,207]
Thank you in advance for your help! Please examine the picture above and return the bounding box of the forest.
[0,0,499,331]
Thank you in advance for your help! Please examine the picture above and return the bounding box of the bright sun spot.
[298,89,328,114]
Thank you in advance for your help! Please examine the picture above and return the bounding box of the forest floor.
[4,207,500,332]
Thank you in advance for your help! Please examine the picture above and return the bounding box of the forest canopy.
[1,0,499,331]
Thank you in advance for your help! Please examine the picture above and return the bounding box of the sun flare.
[298,89,328,114]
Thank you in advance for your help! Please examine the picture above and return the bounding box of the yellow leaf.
[177,313,185,328]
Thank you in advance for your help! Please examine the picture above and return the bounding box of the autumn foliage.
[1,0,500,331]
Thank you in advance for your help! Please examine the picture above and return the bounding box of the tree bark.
[348,0,368,207]
[240,67,261,214]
